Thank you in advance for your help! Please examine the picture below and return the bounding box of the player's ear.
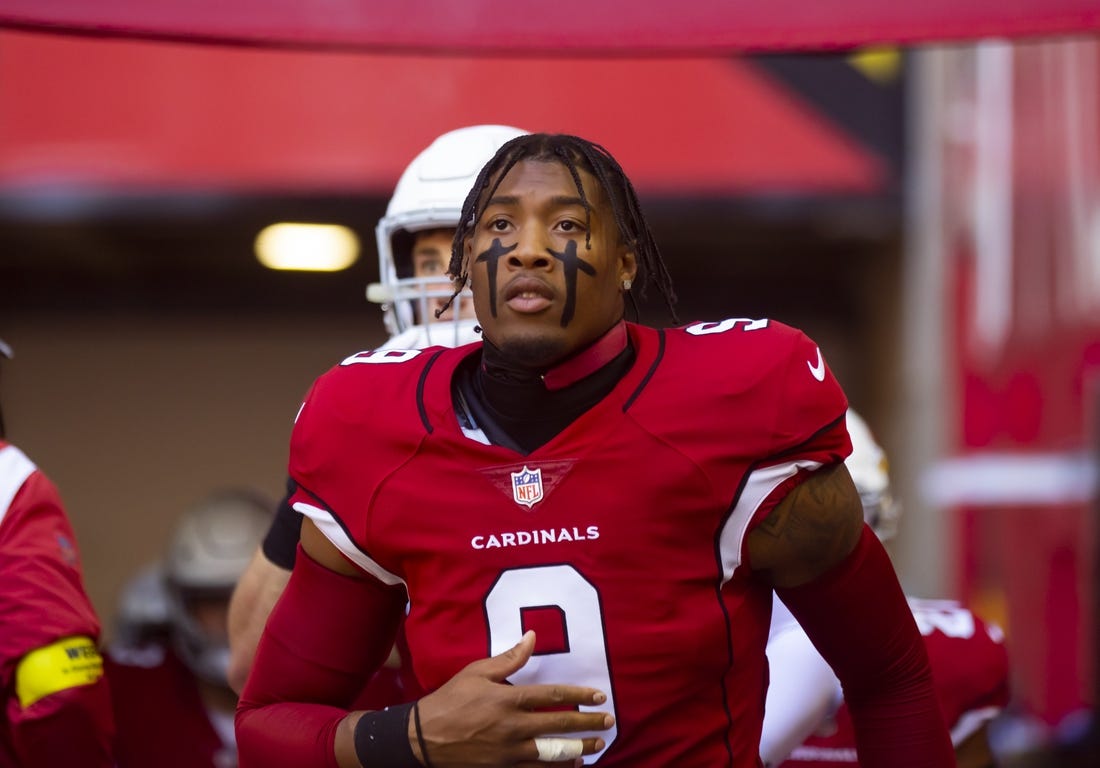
[619,247,637,287]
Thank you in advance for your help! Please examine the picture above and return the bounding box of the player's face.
[464,159,636,368]
[411,228,474,322]
[186,595,230,643]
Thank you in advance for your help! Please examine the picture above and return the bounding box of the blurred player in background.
[761,408,1010,768]
[226,124,529,696]
[0,337,116,766]
[106,489,271,768]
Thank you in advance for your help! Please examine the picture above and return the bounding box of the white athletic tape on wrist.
[535,737,584,762]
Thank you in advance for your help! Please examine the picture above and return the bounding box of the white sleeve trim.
[0,445,36,530]
[951,705,1004,746]
[292,501,406,587]
[719,459,823,585]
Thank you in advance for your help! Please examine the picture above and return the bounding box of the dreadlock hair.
[0,358,6,440]
[445,133,678,323]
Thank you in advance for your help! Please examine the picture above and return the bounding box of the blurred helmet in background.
[163,489,271,687]
[845,408,901,543]
[369,124,529,348]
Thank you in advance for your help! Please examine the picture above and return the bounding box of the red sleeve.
[353,622,425,710]
[0,451,115,767]
[236,545,407,768]
[742,329,851,544]
[9,679,115,766]
[776,526,956,768]
[772,330,850,456]
[0,468,103,662]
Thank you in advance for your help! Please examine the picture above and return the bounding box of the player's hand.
[413,630,613,768]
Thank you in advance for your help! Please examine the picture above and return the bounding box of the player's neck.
[468,321,633,453]
[481,320,629,391]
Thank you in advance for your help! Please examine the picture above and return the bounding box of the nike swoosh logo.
[807,347,825,382]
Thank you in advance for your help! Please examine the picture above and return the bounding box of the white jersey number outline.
[485,565,616,763]
[685,318,769,335]
[911,602,976,639]
[340,349,423,365]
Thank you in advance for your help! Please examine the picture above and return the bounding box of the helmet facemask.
[369,223,478,347]
[165,584,235,688]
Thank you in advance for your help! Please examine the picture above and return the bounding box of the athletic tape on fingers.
[535,737,584,762]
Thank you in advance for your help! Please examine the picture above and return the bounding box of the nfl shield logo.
[511,465,544,508]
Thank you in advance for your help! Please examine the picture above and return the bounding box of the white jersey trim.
[293,501,406,587]
[950,705,1003,746]
[719,459,823,585]
[381,319,482,351]
[0,444,36,530]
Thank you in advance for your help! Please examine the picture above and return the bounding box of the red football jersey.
[0,440,113,766]
[289,319,850,767]
[778,598,1010,767]
[105,645,234,768]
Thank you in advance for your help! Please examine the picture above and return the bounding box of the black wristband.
[353,702,419,768]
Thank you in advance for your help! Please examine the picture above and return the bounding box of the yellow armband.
[14,636,104,708]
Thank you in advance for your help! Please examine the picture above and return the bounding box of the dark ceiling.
[0,190,897,325]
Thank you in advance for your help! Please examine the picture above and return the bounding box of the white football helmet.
[845,408,901,542]
[163,489,272,687]
[368,124,529,348]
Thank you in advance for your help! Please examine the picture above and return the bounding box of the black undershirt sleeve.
[261,476,303,570]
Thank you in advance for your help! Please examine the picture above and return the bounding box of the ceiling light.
[254,222,359,272]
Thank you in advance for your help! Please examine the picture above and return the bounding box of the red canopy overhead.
[0,30,887,196]
[0,0,1097,54]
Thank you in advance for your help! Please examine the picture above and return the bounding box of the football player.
[226,124,530,695]
[762,409,1010,768]
[0,337,116,765]
[236,134,955,768]
[106,489,271,767]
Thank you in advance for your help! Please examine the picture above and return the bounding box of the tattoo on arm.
[750,463,864,588]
